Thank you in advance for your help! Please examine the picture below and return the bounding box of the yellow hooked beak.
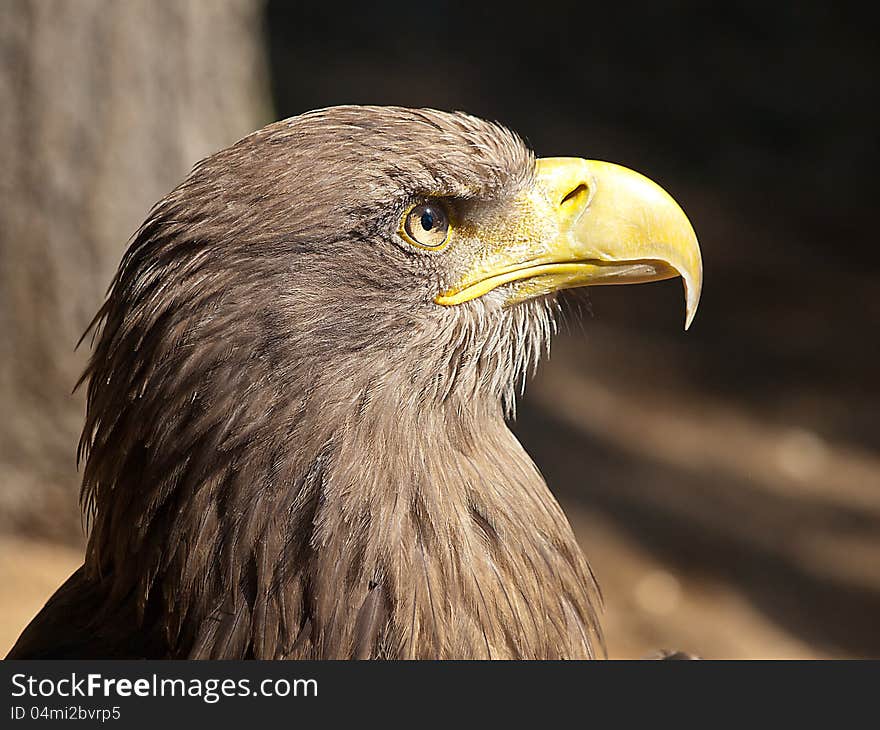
[435,158,703,329]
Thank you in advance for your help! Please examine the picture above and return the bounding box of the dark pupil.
[420,208,436,231]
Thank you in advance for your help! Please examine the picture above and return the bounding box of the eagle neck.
[297,383,601,659]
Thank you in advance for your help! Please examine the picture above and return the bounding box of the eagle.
[8,106,701,660]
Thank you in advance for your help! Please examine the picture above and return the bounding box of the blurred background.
[1,0,877,658]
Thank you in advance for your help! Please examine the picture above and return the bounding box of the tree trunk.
[0,0,271,542]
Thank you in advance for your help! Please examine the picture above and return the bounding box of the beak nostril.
[560,183,589,209]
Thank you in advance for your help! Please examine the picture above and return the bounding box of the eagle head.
[58,106,702,659]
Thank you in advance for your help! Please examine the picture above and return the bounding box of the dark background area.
[1,0,877,657]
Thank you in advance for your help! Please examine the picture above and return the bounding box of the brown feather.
[353,583,388,660]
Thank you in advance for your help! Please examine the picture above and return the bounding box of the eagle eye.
[401,200,451,250]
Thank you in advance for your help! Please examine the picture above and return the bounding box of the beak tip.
[682,275,701,331]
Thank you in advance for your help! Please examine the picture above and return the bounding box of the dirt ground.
[0,535,81,657]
